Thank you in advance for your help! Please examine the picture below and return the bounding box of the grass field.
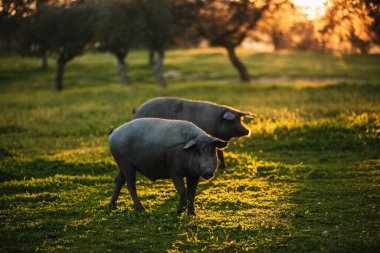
[0,49,379,252]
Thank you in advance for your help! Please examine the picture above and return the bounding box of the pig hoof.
[219,163,227,169]
[177,207,186,215]
[134,205,146,212]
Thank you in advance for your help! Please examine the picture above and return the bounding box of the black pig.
[133,97,255,168]
[109,118,227,215]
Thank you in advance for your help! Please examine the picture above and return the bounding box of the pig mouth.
[240,122,252,137]
[202,172,214,180]
[236,127,251,137]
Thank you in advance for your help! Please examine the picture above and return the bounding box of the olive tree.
[24,4,95,91]
[319,0,377,53]
[95,0,143,85]
[194,0,270,82]
[0,0,37,51]
[141,0,198,86]
[140,0,173,86]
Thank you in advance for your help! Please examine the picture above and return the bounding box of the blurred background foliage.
[1,0,379,90]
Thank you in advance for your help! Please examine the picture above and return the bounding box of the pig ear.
[212,138,228,150]
[222,111,236,121]
[183,139,197,150]
[241,111,256,118]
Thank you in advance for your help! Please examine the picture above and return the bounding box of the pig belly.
[137,167,171,181]
[133,159,171,181]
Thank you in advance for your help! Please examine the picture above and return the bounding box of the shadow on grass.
[0,155,115,182]
[1,111,379,251]
[1,155,378,252]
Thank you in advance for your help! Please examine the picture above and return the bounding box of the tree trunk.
[55,59,65,91]
[154,50,167,87]
[6,37,12,52]
[226,46,250,82]
[272,30,282,51]
[116,53,129,85]
[41,50,48,70]
[148,49,155,66]
[357,42,369,54]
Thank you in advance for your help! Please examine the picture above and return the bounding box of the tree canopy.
[4,0,380,91]
[95,0,143,84]
[24,3,95,90]
[193,0,271,82]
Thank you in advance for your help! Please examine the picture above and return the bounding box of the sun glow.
[291,0,328,20]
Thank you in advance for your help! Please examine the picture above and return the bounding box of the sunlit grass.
[0,49,379,252]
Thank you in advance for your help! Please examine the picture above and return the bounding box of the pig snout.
[202,171,214,180]
[242,126,250,136]
[201,164,216,180]
[237,123,251,137]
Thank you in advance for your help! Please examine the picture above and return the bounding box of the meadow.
[0,49,379,252]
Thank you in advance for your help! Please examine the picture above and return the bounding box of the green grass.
[0,49,379,252]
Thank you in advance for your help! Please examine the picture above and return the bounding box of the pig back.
[109,118,203,179]
[134,97,224,137]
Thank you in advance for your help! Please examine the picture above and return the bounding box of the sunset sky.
[291,0,328,19]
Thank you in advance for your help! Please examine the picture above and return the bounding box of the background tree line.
[0,0,379,91]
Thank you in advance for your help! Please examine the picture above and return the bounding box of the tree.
[146,1,200,68]
[292,19,319,51]
[140,0,175,86]
[27,4,95,91]
[0,1,82,51]
[140,0,197,87]
[54,4,95,91]
[255,0,298,50]
[19,0,52,69]
[193,0,270,82]
[318,0,375,53]
[95,0,143,85]
[0,0,37,51]
[364,0,380,45]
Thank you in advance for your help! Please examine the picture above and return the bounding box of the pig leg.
[186,176,199,216]
[119,163,145,211]
[217,150,227,169]
[110,171,126,210]
[171,175,187,215]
